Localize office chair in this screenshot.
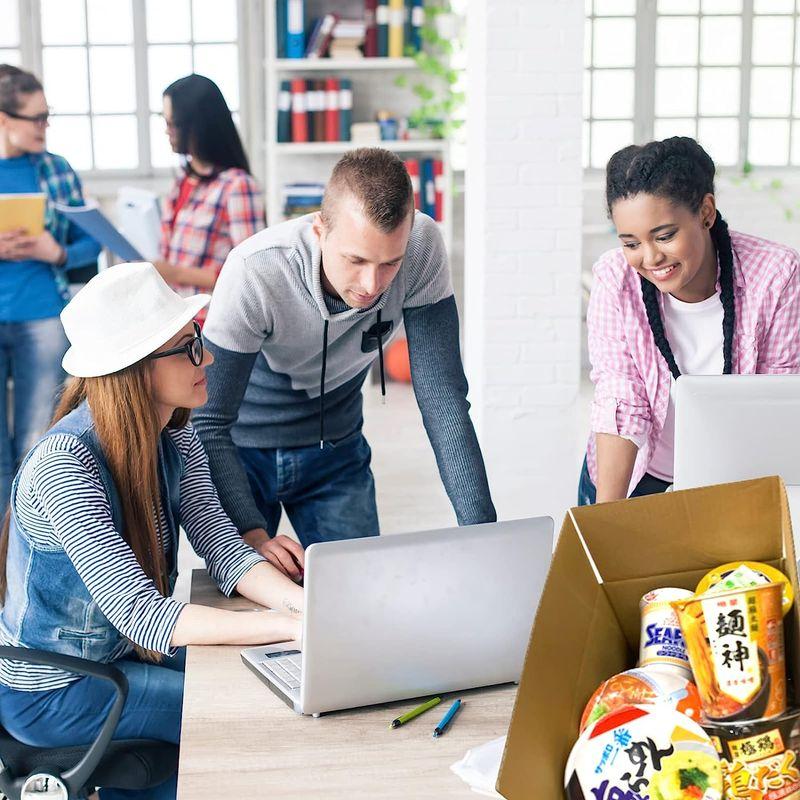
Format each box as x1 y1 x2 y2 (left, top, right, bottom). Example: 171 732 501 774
0 646 178 800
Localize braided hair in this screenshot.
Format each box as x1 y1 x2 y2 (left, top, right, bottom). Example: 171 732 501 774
605 137 735 378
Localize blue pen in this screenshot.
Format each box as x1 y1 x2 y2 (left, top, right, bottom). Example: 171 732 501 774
432 699 463 738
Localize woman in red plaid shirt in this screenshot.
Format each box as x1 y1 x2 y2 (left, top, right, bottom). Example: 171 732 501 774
155 74 265 325
580 137 800 505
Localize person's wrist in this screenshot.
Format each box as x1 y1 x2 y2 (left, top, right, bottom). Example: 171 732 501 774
243 528 269 551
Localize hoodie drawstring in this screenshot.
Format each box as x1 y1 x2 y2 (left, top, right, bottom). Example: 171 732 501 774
376 310 386 404
320 319 329 449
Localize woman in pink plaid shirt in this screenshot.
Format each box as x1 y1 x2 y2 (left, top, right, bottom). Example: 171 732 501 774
155 75 265 325
579 137 800 505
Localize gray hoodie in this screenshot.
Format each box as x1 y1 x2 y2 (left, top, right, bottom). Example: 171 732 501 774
194 212 496 531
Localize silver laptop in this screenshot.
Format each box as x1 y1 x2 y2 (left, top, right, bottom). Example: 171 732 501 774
241 517 554 716
674 375 800 537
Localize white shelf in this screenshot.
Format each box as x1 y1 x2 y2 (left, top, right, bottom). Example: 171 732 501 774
272 57 418 71
274 140 449 155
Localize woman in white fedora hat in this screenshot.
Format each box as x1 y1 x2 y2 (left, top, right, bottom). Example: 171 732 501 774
0 262 303 800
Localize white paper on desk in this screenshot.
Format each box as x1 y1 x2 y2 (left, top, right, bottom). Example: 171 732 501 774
450 735 506 798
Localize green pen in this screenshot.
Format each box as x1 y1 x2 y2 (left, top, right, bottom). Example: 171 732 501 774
390 697 442 729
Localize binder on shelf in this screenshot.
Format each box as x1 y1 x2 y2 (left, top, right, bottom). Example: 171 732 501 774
376 0 389 58
404 159 421 210
305 79 316 142
339 79 353 142
421 158 435 219
388 0 404 58
314 79 326 142
306 12 338 58
290 78 308 142
276 0 287 58
324 77 340 142
404 0 413 53
433 159 444 222
277 80 291 143
364 0 378 57
410 0 423 53
286 0 305 59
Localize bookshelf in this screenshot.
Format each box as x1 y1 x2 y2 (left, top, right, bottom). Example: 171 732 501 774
264 0 454 254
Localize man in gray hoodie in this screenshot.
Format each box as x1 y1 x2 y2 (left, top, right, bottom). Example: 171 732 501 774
194 148 495 578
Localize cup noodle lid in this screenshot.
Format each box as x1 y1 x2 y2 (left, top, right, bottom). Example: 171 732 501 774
565 704 723 800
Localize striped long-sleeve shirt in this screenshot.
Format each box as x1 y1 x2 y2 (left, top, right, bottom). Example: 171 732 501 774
0 423 265 691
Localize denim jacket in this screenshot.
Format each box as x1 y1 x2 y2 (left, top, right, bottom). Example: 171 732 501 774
0 402 183 663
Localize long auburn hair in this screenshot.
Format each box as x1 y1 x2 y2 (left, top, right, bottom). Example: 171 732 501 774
0 360 189 661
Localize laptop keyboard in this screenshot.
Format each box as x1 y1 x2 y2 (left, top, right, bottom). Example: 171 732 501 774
258 650 302 691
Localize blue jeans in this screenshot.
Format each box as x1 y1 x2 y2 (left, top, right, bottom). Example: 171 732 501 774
0 649 185 800
577 456 670 506
0 317 69 511
237 428 380 547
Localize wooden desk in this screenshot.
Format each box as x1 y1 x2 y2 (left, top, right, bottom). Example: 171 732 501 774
177 569 516 799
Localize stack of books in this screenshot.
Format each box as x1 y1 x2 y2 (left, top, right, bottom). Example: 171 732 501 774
404 158 444 222
277 78 353 143
330 19 367 59
283 183 325 219
275 1 425 59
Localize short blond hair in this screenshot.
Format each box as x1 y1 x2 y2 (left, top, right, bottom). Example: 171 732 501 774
321 147 414 232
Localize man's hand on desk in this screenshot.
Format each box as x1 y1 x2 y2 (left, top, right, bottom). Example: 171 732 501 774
243 528 305 582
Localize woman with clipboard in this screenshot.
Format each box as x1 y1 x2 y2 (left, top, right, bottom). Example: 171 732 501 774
0 65 100 511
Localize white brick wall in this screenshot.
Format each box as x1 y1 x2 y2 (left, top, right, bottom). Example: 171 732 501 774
464 0 584 523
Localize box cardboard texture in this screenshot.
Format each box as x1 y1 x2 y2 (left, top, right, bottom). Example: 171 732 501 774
496 476 799 799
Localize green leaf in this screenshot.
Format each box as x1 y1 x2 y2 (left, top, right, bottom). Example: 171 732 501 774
742 160 753 175
786 208 794 221
679 768 709 792
394 75 408 88
769 178 784 190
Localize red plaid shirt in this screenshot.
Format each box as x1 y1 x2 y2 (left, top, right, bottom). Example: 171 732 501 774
160 168 265 322
586 230 800 491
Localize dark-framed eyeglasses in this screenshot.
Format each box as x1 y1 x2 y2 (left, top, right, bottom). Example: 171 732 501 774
148 321 204 366
1 108 51 127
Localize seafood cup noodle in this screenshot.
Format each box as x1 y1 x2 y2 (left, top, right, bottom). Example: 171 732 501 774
640 588 694 675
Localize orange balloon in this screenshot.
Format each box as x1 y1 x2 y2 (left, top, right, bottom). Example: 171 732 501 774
384 338 412 383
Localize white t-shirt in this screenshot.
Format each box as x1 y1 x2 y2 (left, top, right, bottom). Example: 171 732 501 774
647 290 725 482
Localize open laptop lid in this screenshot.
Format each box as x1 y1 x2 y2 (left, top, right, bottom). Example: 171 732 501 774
674 375 800 490
299 517 554 715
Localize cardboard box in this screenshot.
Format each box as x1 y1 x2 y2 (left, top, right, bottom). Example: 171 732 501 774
496 476 799 799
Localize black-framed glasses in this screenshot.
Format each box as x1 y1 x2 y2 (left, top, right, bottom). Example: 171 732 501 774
148 321 204 366
2 108 51 127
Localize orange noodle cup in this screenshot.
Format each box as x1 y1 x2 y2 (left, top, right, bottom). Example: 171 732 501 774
672 582 786 723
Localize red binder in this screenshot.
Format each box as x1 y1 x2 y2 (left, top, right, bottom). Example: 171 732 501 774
324 77 340 142
365 0 378 57
290 78 308 143
433 159 444 221
405 159 421 210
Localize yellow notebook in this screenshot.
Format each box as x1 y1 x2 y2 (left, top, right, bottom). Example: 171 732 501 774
0 193 46 236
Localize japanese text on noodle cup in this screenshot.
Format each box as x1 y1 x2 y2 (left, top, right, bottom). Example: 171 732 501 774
672 582 786 722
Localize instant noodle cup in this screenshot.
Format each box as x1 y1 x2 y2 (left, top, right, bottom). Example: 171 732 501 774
697 561 794 618
640 588 695 676
580 666 703 733
672 582 786 722
565 704 723 800
703 706 800 800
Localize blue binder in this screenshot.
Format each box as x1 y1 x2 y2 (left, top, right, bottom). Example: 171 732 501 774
286 0 305 59
339 79 352 141
276 0 287 58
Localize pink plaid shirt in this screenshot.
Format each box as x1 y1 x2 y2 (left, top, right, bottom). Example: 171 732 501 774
160 168 265 321
586 230 800 492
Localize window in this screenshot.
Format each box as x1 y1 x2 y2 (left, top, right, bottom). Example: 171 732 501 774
0 0 22 65
9 0 245 175
584 0 800 169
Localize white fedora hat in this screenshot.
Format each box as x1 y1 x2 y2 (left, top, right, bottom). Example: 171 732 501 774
61 262 210 378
